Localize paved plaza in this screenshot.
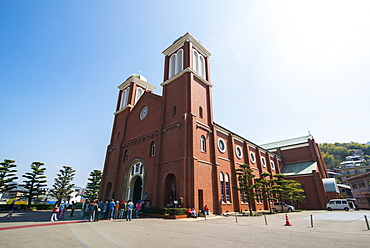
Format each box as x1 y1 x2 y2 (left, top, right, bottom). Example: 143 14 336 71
0 210 369 247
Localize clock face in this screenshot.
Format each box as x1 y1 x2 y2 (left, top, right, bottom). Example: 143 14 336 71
140 106 148 120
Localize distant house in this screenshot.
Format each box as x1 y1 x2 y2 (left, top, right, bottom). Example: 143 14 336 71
345 171 370 209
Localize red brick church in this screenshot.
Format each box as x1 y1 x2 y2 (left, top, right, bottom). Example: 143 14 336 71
99 33 337 213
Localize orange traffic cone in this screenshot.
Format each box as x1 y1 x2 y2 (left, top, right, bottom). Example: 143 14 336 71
285 213 292 226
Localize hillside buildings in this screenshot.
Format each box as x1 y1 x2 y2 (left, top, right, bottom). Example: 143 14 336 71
99 33 336 213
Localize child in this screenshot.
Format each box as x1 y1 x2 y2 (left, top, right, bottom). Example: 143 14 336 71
50 205 59 221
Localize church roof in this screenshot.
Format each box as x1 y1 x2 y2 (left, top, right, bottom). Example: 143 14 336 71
260 135 313 150
280 161 317 175
162 32 212 57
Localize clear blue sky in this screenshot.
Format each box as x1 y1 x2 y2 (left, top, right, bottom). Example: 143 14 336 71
1 0 369 187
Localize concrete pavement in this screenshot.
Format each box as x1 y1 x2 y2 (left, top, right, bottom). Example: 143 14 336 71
0 210 369 247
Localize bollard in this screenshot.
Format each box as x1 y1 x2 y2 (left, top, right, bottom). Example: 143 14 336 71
310 214 313 228
235 212 238 223
365 215 370 230
264 213 268 225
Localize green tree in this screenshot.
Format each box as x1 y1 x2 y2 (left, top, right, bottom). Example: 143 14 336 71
20 162 47 208
51 165 75 204
234 164 256 216
0 159 18 193
83 170 102 201
254 172 275 213
271 174 306 211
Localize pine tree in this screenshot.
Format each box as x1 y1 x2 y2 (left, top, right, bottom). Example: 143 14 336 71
20 162 47 208
0 159 18 194
51 165 75 204
234 164 256 216
83 170 102 201
254 172 275 213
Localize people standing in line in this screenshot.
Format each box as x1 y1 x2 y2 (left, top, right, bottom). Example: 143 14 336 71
94 200 99 222
126 200 134 221
50 203 59 221
70 201 76 217
114 200 120 219
98 199 104 219
103 200 108 219
83 199 90 219
119 200 126 219
135 200 142 218
108 199 115 220
4 200 16 219
123 200 128 219
88 200 96 222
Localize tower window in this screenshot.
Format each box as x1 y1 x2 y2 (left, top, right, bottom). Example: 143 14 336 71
199 106 203 118
135 87 144 104
193 50 206 79
172 106 177 117
169 49 183 78
200 135 206 152
150 141 156 156
120 87 130 109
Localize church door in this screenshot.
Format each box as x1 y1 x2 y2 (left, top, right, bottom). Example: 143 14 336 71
132 177 142 203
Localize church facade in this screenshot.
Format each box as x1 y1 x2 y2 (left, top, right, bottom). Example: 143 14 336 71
99 33 335 214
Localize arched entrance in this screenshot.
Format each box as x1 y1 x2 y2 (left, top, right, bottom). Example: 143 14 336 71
132 177 142 203
164 174 176 207
125 159 145 203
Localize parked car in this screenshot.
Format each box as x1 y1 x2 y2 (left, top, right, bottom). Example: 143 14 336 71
271 202 295 212
326 199 350 211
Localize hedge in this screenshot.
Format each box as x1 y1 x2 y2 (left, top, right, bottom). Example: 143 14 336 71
145 207 187 215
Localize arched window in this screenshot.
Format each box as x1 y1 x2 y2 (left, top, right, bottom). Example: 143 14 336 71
176 49 183 74
124 150 128 163
169 49 183 78
135 87 144 104
220 172 225 203
193 50 199 73
225 173 231 202
199 106 203 118
120 87 130 109
200 135 206 152
169 54 176 78
199 55 205 78
193 50 206 79
150 141 156 156
172 106 177 117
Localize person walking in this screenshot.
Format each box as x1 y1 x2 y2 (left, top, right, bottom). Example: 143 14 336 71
50 204 59 221
58 201 66 220
4 200 16 219
69 201 76 217
135 200 142 218
126 200 134 221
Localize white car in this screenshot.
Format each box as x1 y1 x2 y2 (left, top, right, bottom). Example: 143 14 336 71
326 199 350 211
